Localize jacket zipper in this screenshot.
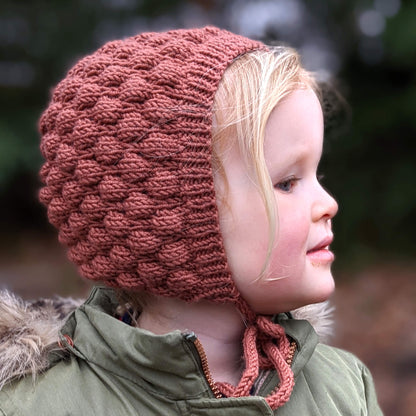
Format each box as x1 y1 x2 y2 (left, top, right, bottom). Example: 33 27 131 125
184 332 223 399
184 332 297 400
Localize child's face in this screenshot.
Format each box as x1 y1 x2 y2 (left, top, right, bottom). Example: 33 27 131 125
215 88 338 314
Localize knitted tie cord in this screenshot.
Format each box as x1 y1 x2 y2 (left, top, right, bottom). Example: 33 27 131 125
38 26 294 409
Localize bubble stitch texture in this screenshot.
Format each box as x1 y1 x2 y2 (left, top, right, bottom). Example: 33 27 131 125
38 26 299 410
39 27 263 303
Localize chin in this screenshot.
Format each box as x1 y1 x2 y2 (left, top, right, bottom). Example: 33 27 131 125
311 276 336 304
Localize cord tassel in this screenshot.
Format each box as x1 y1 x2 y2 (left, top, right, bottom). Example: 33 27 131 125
216 317 295 410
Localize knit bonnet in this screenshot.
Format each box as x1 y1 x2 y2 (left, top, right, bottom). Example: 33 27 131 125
39 26 295 409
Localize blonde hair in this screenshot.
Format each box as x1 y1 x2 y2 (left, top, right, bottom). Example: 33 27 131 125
212 47 319 279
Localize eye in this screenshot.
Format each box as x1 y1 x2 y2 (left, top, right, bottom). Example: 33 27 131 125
274 176 299 193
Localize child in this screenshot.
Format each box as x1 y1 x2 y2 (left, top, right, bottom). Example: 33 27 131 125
0 26 382 414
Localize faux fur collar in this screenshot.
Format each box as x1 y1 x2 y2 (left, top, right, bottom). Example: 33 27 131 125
0 290 83 390
0 290 333 390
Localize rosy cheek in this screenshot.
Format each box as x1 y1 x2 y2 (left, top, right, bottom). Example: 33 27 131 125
279 210 309 240
274 219 310 259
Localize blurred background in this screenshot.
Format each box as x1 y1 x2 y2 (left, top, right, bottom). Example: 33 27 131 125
0 0 415 414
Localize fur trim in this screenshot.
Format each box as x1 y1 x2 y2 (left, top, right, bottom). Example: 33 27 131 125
0 291 333 390
0 290 82 390
292 301 334 343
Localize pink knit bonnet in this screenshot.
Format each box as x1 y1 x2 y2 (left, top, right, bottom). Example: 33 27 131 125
39 26 295 409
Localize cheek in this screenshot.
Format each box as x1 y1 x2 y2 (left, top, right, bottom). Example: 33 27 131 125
277 203 310 250
270 208 310 269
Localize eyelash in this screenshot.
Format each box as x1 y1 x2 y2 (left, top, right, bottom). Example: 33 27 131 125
274 173 325 193
274 176 300 193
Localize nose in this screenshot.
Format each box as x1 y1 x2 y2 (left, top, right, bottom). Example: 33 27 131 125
312 184 338 222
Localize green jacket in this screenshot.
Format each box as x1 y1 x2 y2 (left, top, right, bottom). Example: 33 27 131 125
0 287 382 415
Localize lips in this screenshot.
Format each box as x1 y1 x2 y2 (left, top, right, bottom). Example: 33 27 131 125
308 235 333 253
307 235 334 265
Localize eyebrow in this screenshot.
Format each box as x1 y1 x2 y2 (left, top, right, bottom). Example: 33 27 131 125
285 149 310 168
269 146 322 176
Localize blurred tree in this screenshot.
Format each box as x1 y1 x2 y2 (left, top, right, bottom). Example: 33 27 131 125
0 0 185 231
0 0 415 265
318 0 416 265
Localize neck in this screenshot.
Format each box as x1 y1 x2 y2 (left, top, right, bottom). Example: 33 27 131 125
137 296 246 386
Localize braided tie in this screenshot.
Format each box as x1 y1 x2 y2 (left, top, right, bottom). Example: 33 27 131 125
216 316 295 410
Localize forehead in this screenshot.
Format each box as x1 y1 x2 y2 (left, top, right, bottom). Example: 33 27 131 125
264 89 324 170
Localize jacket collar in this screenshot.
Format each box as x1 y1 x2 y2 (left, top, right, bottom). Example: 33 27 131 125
59 287 319 397
60 287 212 398
275 313 319 378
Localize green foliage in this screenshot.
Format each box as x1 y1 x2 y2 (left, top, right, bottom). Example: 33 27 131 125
0 111 41 186
308 0 416 264
384 1 416 64
0 0 415 265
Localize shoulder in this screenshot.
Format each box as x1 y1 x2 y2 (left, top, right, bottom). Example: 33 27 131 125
301 343 383 414
314 342 367 370
280 304 382 413
0 287 177 416
0 289 83 391
309 343 375 387
0 356 87 415
0 290 85 416
0 352 147 416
